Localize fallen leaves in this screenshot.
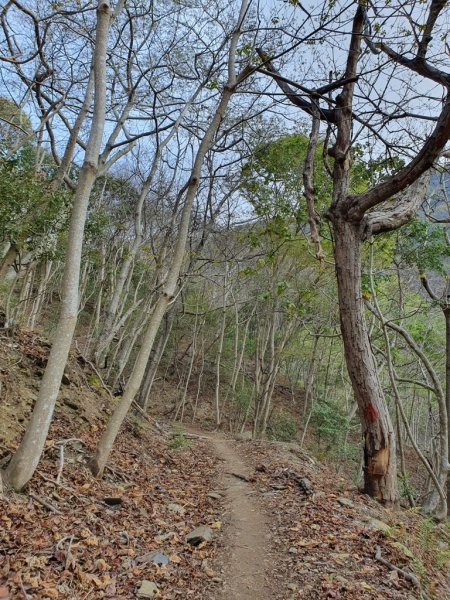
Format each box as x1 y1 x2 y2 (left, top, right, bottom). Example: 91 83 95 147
0 420 220 599
0 585 8 600
233 439 449 600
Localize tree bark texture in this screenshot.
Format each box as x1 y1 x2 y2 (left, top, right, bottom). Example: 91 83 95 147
3 1 113 491
332 217 398 505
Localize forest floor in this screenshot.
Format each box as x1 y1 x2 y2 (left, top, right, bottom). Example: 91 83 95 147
0 329 450 599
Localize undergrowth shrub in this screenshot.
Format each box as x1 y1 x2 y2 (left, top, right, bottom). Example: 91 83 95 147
268 410 297 442
168 432 190 450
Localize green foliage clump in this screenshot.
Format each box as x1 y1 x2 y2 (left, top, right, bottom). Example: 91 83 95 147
241 133 331 238
0 97 32 150
401 219 450 276
0 151 70 259
168 432 190 450
268 410 297 442
233 381 253 412
311 400 349 446
88 374 102 389
398 472 417 501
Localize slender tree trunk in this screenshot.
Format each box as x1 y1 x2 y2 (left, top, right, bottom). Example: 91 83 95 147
3 1 112 491
443 308 450 513
94 204 144 364
138 313 172 411
371 303 448 516
51 70 95 190
89 0 252 477
174 313 198 422
89 89 238 477
28 260 52 330
214 265 229 427
192 332 205 423
303 335 320 418
17 264 34 323
261 317 294 436
332 217 398 505
95 79 205 366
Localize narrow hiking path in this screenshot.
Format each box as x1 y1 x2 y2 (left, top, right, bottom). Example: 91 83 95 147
192 431 275 599
190 431 450 600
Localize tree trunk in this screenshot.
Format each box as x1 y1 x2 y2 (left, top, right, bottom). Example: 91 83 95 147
214 265 229 427
3 0 112 491
138 313 172 411
332 216 398 505
51 70 95 190
88 0 252 476
445 308 450 513
89 87 237 477
28 260 52 330
95 79 204 366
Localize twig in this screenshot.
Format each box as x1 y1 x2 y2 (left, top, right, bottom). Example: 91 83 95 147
225 472 254 483
131 400 170 438
75 342 114 401
43 438 86 453
104 464 134 484
29 491 62 514
56 535 75 550
18 572 31 599
374 545 420 587
65 534 75 570
172 432 209 440
56 443 65 485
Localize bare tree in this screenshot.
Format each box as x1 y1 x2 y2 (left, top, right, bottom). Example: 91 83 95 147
3 0 115 491
89 0 253 477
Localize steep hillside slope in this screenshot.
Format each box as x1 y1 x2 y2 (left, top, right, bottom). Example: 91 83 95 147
0 330 449 599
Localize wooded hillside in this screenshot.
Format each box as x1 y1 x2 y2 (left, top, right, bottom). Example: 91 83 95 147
0 1 450 598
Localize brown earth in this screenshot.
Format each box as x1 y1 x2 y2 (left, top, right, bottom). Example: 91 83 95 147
195 431 276 599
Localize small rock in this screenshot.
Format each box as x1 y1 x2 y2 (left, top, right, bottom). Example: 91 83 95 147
103 497 123 506
61 372 71 385
364 517 391 533
137 580 159 597
338 497 354 509
288 547 298 554
186 526 213 546
137 551 169 566
207 492 222 500
295 477 313 495
287 583 298 591
168 503 185 515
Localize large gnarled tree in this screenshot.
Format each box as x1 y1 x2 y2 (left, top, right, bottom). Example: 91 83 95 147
258 0 450 510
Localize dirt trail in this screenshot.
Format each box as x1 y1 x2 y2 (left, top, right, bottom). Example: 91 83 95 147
205 433 274 600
